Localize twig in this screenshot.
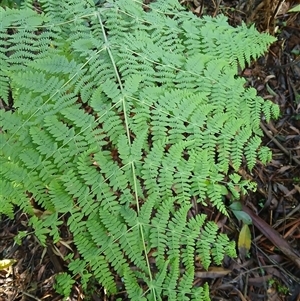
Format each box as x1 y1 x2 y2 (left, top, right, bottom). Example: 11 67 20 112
21 292 41 301
253 202 300 243
260 122 300 166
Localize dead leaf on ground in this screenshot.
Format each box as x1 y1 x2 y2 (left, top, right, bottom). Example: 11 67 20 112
238 224 252 260
195 267 231 279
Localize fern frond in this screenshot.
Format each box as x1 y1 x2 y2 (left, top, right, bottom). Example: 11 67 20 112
0 1 278 299
149 198 173 269
161 257 179 300
245 136 262 170
123 267 147 301
54 273 75 298
147 259 169 300
258 146 273 164
231 126 252 170
167 205 190 260
177 267 195 301
197 222 219 270
191 283 210 301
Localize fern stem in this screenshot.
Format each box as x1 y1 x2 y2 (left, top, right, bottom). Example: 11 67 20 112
95 12 157 296
96 11 132 144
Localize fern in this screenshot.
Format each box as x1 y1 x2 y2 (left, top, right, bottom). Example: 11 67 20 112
54 273 75 297
0 0 278 300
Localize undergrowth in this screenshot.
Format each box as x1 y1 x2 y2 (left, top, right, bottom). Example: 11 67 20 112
0 0 278 300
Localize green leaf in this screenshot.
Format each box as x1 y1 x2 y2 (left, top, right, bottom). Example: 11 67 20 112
231 209 252 225
288 4 300 12
229 202 242 211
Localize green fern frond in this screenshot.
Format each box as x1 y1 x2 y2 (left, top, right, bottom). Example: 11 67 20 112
177 267 195 301
162 257 179 300
245 136 262 170
258 146 273 164
123 267 147 301
149 198 172 269
231 126 252 170
167 205 190 259
54 273 75 298
196 222 219 270
0 0 279 299
191 283 210 301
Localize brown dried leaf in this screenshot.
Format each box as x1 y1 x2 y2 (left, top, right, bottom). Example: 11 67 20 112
195 267 231 279
242 205 300 268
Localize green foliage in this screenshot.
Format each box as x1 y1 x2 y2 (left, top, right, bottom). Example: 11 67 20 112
288 4 300 12
0 0 278 300
0 0 24 8
55 273 75 297
229 202 252 225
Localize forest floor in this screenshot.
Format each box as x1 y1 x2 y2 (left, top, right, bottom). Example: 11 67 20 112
0 1 300 301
